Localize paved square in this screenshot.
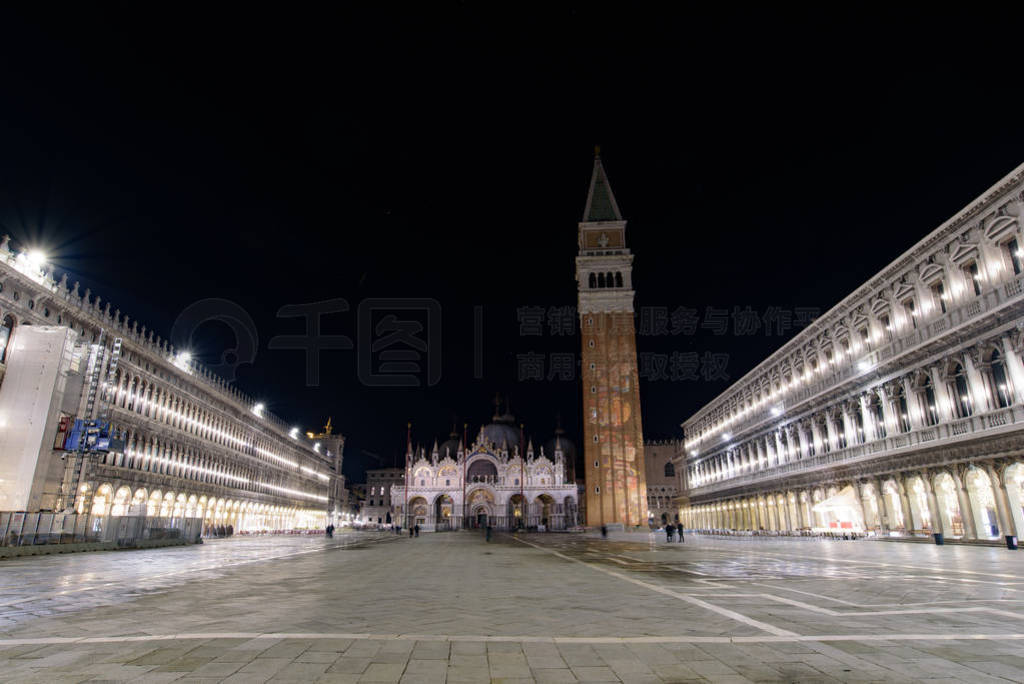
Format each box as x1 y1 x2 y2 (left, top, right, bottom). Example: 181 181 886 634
1 530 1023 681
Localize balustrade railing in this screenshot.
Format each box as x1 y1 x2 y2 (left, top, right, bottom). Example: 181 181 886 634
690 404 1022 497
689 271 1024 450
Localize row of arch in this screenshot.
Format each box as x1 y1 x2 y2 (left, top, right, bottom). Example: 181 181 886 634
399 491 579 530
692 339 1022 488
106 366 319 479
83 483 326 532
587 271 624 289
683 461 1024 540
408 457 559 488
89 421 326 504
0 292 328 510
688 219 1024 447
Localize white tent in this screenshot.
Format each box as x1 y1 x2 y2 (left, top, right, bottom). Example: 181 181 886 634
811 485 864 531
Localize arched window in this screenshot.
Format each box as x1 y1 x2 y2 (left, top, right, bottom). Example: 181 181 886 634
897 389 911 432
879 313 892 342
872 397 886 438
931 281 947 314
588 272 597 289
0 315 14 364
923 377 938 426
953 364 972 417
606 272 614 287
964 261 982 296
615 272 623 288
664 462 675 477
991 350 1012 408
597 272 606 288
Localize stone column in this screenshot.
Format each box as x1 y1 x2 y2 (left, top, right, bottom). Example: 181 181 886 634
774 430 786 466
780 495 792 531
898 476 914 532
902 378 924 429
1000 335 1024 404
987 462 1016 538
841 404 858 446
859 394 876 441
1004 470 1024 538
964 351 991 414
929 365 955 422
810 417 824 454
923 472 941 534
798 422 812 458
858 482 876 530
876 385 896 437
825 413 839 451
872 479 888 532
953 469 977 540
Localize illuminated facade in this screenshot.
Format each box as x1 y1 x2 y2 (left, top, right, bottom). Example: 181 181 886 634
392 407 579 531
0 237 342 534
362 467 402 525
644 440 684 526
576 152 648 528
679 163 1024 542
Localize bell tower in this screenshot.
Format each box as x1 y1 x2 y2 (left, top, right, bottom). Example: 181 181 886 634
576 149 647 528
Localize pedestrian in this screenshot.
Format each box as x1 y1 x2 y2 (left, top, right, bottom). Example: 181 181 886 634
666 523 674 543
414 524 420 537
485 523 492 543
601 525 608 539
409 525 414 537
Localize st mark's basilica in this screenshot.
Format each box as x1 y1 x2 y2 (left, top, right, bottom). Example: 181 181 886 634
393 403 580 531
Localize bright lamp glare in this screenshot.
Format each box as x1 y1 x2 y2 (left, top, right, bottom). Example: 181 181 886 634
289 427 300 439
252 402 265 417
26 250 46 268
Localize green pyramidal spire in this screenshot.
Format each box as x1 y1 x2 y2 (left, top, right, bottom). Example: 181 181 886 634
582 147 623 222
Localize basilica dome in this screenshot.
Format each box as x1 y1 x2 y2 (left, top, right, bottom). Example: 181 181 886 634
481 418 520 450
543 427 577 463
438 433 461 459
479 400 521 449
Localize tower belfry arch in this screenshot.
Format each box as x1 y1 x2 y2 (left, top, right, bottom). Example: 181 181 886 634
575 149 647 528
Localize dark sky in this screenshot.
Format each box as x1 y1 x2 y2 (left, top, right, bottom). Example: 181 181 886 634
1 6 1023 482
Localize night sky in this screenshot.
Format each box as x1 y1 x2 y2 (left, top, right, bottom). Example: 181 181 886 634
2 6 1023 483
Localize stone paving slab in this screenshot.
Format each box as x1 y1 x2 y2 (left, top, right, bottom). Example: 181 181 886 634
1 531 1024 681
